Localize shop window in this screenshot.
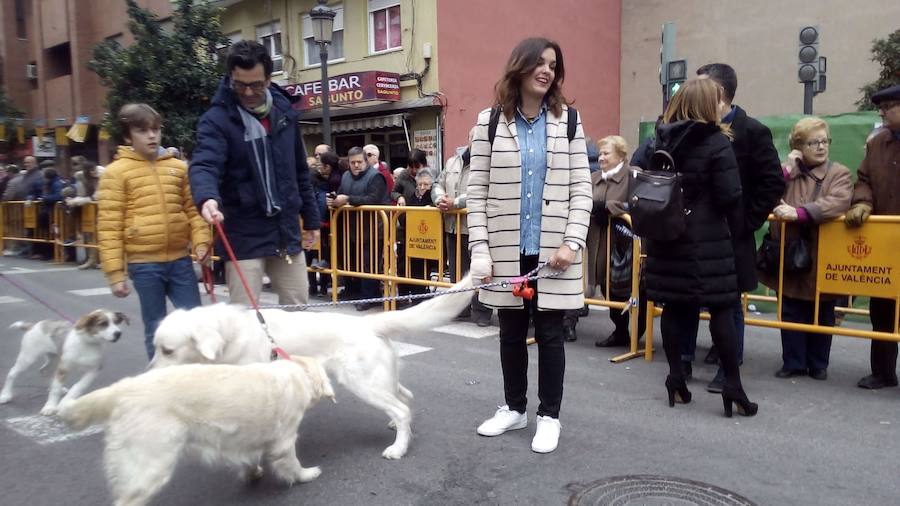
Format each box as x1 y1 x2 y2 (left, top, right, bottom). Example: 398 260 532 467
256 21 283 73
303 5 344 67
15 0 27 39
368 0 401 54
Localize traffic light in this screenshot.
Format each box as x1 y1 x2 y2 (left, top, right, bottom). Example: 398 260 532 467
798 26 820 83
667 59 687 98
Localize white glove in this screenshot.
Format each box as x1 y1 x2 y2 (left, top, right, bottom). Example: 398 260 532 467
469 243 493 282
773 202 798 221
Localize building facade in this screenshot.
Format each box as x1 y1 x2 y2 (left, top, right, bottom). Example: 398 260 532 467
619 0 900 150
0 0 175 169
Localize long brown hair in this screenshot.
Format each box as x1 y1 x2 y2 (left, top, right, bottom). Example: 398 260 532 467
494 38 567 117
662 78 730 137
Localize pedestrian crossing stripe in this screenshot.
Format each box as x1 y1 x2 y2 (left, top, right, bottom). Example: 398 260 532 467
0 296 25 304
433 322 498 339
3 415 102 445
392 342 432 357
68 288 112 296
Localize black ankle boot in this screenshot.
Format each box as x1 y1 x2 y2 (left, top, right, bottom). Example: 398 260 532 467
721 385 758 417
665 375 692 407
563 325 577 342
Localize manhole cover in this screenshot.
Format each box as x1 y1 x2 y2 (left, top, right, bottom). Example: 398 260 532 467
569 475 756 506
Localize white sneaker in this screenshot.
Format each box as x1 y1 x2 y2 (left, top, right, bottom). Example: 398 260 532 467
476 405 527 436
531 415 561 453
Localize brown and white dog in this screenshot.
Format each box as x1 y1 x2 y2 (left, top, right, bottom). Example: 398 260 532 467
0 309 129 415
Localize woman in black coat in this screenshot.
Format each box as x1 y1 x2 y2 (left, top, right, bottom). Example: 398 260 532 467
643 78 757 417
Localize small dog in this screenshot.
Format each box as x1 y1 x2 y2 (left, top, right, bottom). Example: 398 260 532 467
59 356 335 506
0 310 129 415
151 274 475 459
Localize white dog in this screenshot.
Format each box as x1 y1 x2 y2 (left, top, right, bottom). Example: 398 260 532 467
59 355 334 506
0 310 129 415
152 275 475 459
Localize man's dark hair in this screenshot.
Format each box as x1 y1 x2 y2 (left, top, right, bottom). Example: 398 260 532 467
408 149 428 168
347 146 365 158
227 40 273 76
696 63 737 103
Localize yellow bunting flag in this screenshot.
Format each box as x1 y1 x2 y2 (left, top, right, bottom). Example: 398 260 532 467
67 115 90 143
98 128 111 141
17 126 25 144
55 126 69 146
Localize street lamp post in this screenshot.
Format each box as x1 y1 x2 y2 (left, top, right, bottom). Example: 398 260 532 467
310 0 336 147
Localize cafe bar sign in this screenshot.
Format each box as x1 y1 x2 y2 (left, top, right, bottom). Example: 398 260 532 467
285 71 401 111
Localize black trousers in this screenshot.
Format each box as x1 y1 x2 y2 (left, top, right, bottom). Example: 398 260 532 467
497 255 565 418
869 297 899 381
780 296 835 372
661 301 743 390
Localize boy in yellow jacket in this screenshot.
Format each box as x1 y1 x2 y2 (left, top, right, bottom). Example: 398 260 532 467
98 103 211 359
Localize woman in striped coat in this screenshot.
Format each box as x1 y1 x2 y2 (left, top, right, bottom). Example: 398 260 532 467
468 38 592 454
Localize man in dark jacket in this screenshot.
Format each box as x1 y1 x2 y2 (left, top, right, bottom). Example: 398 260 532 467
691 63 785 392
845 84 900 390
190 40 320 307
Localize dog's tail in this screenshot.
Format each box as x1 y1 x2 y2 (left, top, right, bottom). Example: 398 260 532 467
58 385 118 430
365 274 475 337
9 321 34 331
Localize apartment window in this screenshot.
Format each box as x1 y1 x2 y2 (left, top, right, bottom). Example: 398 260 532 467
368 0 401 54
106 33 124 47
159 18 175 35
256 21 283 73
302 5 344 67
217 31 243 63
44 43 72 79
15 0 27 39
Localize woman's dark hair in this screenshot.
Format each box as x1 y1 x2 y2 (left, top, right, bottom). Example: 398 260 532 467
494 37 567 117
408 149 428 168
319 151 340 171
226 40 274 76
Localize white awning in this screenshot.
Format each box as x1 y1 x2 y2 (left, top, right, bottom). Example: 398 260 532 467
300 113 406 135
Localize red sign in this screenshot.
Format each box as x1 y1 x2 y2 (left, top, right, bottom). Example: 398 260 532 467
285 71 401 111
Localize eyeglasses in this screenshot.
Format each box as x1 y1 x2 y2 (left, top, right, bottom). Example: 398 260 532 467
231 80 267 93
804 138 832 148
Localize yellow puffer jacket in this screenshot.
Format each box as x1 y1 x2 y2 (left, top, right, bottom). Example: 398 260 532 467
98 147 211 284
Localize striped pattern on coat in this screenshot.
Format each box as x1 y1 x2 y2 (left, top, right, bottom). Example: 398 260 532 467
467 105 592 310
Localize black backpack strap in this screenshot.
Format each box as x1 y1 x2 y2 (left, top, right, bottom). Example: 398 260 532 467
567 106 578 142
488 106 502 146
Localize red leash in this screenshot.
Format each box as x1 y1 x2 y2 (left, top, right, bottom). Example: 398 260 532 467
214 220 289 361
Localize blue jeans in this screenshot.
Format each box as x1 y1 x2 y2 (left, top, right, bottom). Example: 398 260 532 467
128 256 201 359
780 296 835 371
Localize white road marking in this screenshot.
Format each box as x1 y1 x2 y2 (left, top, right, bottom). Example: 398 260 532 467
0 296 25 304
392 341 432 357
3 415 102 445
202 284 278 305
0 267 79 275
433 322 498 339
68 287 112 296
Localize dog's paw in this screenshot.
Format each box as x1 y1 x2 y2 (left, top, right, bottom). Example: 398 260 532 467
242 465 264 483
387 420 396 430
382 444 407 460
40 405 58 416
0 392 12 404
298 466 321 483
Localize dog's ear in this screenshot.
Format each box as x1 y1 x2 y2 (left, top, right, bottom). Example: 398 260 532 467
75 312 101 332
192 326 224 361
291 356 335 402
113 312 130 326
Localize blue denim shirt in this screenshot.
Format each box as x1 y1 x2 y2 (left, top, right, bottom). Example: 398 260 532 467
516 106 547 255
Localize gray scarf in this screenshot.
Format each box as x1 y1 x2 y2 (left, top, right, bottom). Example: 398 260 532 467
237 90 281 217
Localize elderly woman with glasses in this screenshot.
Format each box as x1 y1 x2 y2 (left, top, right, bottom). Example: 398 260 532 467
758 117 852 381
363 144 395 203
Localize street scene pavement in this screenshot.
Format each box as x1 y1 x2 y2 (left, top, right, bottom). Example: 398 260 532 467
0 256 898 506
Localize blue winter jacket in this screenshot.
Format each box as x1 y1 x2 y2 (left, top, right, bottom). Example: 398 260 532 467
190 78 320 260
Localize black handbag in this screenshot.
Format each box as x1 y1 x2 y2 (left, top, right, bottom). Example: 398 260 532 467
628 150 686 241
756 229 812 275
608 222 634 299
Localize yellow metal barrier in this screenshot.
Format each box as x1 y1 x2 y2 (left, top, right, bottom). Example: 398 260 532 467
53 202 99 263
0 201 57 257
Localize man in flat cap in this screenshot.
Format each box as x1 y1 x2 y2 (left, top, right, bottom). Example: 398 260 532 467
846 83 900 389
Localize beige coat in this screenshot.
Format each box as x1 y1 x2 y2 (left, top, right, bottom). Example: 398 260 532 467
758 159 852 300
467 105 592 310
431 150 470 233
585 164 631 297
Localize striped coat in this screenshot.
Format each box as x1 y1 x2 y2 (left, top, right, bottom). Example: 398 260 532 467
467 105 592 310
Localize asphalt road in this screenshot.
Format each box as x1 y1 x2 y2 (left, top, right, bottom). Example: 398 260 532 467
0 256 897 506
